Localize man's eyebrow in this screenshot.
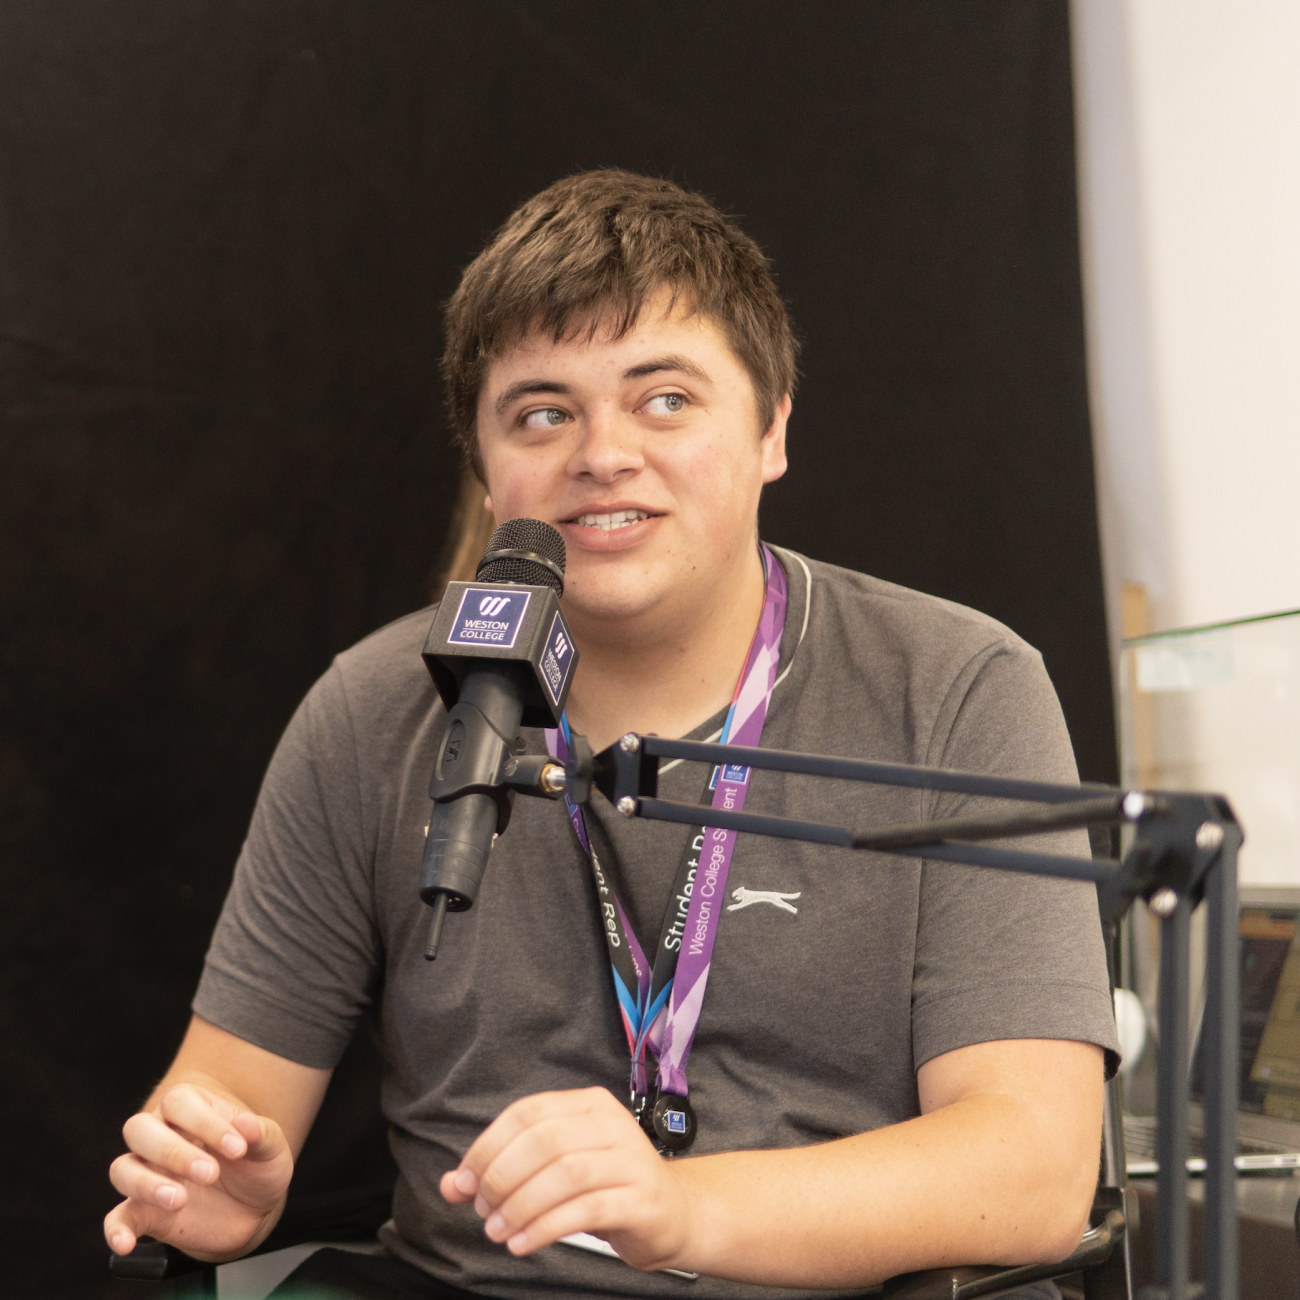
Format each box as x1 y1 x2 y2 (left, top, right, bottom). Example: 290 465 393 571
494 380 571 418
622 354 712 384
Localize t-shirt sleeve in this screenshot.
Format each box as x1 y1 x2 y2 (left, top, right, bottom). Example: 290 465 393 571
193 661 381 1069
909 637 1120 1075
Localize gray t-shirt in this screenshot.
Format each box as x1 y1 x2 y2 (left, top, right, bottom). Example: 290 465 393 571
195 549 1119 1300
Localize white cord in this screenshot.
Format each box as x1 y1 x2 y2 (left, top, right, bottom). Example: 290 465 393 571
769 546 812 693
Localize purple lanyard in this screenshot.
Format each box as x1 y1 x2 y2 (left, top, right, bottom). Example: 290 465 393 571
546 545 788 1145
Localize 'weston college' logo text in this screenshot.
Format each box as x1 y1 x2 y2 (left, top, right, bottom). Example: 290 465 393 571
448 587 531 649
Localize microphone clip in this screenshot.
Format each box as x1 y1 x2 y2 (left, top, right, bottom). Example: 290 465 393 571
562 731 659 812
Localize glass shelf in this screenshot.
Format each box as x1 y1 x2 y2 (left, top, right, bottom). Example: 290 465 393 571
1119 607 1300 887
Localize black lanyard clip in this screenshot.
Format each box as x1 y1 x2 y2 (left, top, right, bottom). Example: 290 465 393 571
636 1087 696 1153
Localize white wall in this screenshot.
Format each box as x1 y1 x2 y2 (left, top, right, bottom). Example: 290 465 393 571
1072 0 1300 643
1072 1 1300 884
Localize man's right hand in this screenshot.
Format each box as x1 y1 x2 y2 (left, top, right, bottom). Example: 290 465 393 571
105 1081 295 1262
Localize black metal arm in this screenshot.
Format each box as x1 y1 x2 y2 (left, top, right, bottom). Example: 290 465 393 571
564 731 1243 1300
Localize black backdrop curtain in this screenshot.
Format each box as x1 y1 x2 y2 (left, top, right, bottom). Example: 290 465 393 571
0 3 1114 1295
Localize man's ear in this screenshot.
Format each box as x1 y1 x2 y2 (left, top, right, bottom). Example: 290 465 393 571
760 394 791 485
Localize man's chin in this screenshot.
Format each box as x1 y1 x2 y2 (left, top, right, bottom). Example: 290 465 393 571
561 578 668 631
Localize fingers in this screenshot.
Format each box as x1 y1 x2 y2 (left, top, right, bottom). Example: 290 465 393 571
109 1149 201 1212
105 1083 297 1267
497 1188 626 1257
121 1086 283 1183
441 1087 685 1264
155 1084 251 1161
440 1165 479 1204
453 1087 621 1198
482 1147 635 1250
229 1108 285 1163
104 1192 175 1258
474 1109 632 1214
121 1110 225 1189
113 1086 289 1233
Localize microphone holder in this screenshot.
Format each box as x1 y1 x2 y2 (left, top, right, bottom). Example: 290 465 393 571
562 731 1243 1300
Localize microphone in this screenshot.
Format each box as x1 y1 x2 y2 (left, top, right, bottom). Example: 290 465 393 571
418 518 578 959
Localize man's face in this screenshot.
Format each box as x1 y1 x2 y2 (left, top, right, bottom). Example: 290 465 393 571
476 289 789 631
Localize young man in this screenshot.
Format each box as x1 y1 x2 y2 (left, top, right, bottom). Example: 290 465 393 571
105 171 1118 1299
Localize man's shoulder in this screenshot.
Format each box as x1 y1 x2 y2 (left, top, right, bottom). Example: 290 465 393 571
324 604 441 719
777 548 1037 667
335 603 438 668
768 550 1066 771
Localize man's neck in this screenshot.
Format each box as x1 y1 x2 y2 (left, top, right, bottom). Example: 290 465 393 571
560 546 769 753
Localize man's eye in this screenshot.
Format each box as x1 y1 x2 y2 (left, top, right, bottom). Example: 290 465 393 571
644 393 687 415
521 408 568 429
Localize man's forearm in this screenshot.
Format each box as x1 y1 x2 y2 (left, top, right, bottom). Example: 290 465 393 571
444 1040 1104 1284
666 1091 1097 1287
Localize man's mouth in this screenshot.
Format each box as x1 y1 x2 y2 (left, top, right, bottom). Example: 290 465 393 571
570 509 652 531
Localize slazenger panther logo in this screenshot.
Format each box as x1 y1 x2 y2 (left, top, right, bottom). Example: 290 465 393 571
478 595 512 617
727 887 801 914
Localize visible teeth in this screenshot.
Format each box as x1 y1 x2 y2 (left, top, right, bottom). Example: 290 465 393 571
575 509 649 531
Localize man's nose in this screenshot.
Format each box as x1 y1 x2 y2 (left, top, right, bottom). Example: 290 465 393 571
567 402 644 482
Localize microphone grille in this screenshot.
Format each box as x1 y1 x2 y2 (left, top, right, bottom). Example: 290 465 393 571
476 518 567 595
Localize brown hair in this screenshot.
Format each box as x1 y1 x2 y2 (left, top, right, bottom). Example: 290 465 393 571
431 467 495 601
441 169 799 478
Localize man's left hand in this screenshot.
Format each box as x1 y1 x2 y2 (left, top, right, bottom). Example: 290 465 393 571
439 1086 690 1271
